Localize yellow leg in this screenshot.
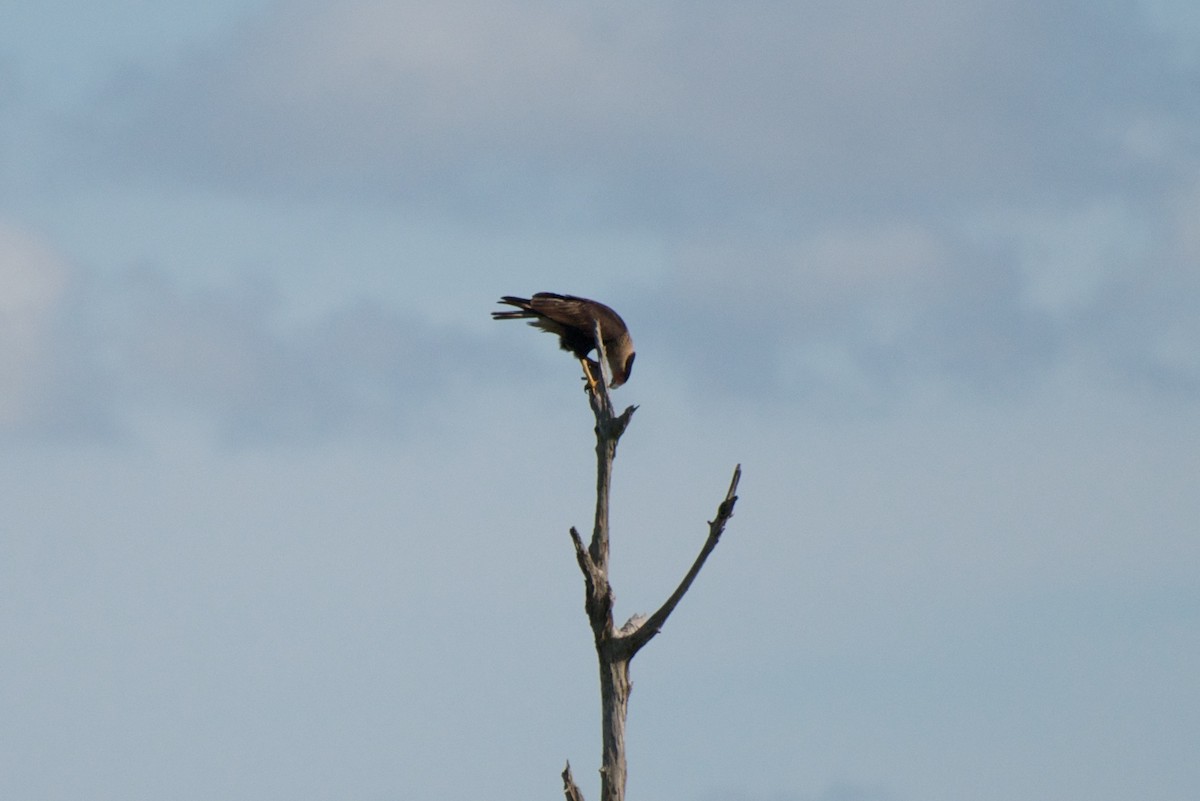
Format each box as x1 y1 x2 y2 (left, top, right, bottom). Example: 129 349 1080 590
579 358 600 393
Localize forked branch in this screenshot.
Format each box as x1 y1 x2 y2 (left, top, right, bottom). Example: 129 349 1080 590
562 319 741 801
621 464 741 657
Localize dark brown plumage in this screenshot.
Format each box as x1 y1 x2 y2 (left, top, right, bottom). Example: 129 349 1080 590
492 293 636 388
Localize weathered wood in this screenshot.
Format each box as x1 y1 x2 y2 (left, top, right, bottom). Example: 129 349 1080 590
562 762 586 801
597 652 631 801
622 465 741 657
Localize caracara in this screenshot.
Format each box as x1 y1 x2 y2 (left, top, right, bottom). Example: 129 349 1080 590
492 293 635 389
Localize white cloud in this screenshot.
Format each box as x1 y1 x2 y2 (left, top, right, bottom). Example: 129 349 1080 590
0 222 69 428
1000 200 1153 315
72 0 1180 219
642 220 1061 406
0 258 502 446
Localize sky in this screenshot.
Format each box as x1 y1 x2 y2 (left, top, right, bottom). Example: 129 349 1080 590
2 1 1199 799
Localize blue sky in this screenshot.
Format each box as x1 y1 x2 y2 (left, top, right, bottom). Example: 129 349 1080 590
2 2 1198 800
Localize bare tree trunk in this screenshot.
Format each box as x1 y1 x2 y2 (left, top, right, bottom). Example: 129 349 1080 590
562 324 741 801
597 650 631 799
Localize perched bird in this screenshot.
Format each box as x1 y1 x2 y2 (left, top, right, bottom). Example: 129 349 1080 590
492 293 636 389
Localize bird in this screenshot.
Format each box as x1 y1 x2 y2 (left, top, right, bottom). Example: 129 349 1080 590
492 293 636 389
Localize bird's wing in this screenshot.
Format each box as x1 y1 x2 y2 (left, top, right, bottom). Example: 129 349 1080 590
528 294 627 341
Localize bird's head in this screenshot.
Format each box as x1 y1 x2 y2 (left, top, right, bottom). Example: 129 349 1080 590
607 337 636 388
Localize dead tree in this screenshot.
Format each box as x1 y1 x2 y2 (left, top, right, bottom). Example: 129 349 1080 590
561 324 741 801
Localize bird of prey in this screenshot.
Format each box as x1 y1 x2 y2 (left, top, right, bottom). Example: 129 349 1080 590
492 293 636 389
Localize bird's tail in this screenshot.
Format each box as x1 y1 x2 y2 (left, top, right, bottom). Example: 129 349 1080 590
491 296 536 320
